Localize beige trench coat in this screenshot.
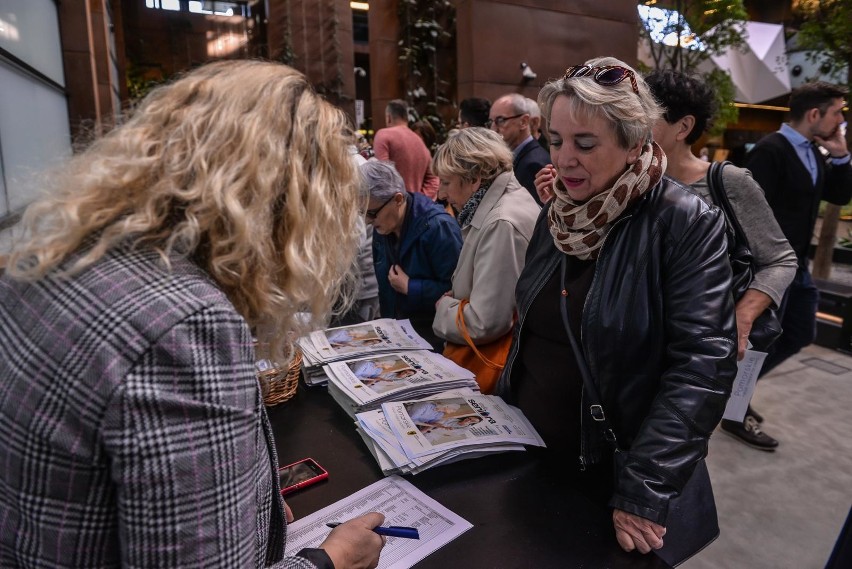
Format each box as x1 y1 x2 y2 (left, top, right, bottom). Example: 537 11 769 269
432 171 540 345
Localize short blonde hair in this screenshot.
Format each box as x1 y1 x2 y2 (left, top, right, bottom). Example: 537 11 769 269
538 56 661 149
7 59 360 359
432 127 513 183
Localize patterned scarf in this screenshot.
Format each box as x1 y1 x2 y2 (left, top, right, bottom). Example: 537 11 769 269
547 142 666 259
456 177 495 229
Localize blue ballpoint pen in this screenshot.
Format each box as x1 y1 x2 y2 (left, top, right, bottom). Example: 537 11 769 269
326 522 420 539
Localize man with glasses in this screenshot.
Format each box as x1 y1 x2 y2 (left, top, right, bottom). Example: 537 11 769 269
489 93 549 205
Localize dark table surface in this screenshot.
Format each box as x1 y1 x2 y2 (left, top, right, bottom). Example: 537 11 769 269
268 383 670 569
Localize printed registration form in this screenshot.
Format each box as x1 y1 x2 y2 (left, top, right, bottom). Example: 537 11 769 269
284 476 472 569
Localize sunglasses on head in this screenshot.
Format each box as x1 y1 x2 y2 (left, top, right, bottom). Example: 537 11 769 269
563 65 639 95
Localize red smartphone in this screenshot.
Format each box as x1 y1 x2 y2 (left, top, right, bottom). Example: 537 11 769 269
278 458 329 495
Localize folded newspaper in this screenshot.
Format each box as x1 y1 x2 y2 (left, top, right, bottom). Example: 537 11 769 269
298 319 433 386
355 389 545 475
326 351 480 418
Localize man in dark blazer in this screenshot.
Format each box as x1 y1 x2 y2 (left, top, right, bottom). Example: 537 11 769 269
731 82 852 449
489 93 549 206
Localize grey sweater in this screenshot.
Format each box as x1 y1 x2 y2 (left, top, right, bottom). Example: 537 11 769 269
690 164 797 307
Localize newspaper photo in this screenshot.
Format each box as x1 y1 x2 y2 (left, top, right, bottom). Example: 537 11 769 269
325 351 478 416
299 318 433 368
356 421 525 476
381 393 545 460
354 389 526 475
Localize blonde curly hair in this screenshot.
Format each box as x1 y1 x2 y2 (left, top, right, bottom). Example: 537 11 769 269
6 59 360 358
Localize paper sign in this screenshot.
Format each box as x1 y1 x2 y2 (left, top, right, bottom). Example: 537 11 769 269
722 349 768 422
285 475 472 569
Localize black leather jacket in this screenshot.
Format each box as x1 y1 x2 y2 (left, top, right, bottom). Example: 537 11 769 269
496 177 737 525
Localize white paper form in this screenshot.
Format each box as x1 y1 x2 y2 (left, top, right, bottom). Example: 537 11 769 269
722 349 768 422
284 476 472 569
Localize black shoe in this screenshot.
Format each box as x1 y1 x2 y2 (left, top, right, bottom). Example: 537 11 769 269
720 416 779 451
746 405 764 423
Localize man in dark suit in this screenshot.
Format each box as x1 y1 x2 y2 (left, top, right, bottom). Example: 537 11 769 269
731 82 852 449
489 93 549 205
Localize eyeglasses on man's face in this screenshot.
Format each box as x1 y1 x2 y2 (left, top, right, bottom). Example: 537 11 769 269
563 65 639 95
486 114 524 129
365 195 395 221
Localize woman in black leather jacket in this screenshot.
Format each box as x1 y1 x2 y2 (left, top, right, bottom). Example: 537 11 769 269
496 57 738 561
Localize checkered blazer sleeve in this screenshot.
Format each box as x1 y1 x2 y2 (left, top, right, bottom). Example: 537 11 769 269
100 304 317 569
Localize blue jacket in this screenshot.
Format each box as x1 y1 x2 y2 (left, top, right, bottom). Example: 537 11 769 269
373 192 462 347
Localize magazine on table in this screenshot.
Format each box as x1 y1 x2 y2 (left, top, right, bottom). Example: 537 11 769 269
325 350 479 418
355 389 522 475
381 393 545 459
356 426 524 476
355 412 523 475
354 389 544 474
298 319 433 385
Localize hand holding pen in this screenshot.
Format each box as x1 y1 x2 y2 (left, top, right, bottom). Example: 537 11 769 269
318 512 386 569
327 521 420 539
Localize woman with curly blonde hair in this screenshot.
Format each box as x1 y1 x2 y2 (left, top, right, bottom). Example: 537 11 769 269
0 60 384 568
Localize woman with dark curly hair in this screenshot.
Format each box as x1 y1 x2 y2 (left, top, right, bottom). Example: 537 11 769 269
645 69 796 451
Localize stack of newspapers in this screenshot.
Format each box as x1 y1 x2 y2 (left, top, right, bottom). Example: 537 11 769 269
298 319 433 386
355 389 546 475
325 350 480 418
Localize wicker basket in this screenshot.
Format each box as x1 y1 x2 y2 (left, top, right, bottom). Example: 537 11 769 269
256 348 302 407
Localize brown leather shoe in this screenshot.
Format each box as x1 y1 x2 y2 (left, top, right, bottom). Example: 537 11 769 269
720 415 779 451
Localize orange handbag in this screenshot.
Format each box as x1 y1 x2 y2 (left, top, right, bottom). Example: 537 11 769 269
442 299 513 394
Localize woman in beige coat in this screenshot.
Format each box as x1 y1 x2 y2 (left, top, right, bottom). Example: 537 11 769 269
431 128 540 391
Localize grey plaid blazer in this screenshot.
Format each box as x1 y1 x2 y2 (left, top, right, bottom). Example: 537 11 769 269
0 243 317 568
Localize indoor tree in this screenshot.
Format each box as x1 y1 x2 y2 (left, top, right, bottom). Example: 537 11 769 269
397 0 456 144
638 0 749 134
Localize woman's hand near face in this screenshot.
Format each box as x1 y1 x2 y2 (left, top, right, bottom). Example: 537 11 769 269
534 165 556 203
319 512 386 569
612 509 665 554
388 265 409 295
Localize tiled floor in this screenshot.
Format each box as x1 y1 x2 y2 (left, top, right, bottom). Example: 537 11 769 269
683 344 852 569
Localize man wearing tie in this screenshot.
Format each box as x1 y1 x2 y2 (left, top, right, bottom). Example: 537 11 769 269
729 82 852 450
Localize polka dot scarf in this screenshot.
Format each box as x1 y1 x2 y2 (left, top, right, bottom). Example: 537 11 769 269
547 141 666 259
